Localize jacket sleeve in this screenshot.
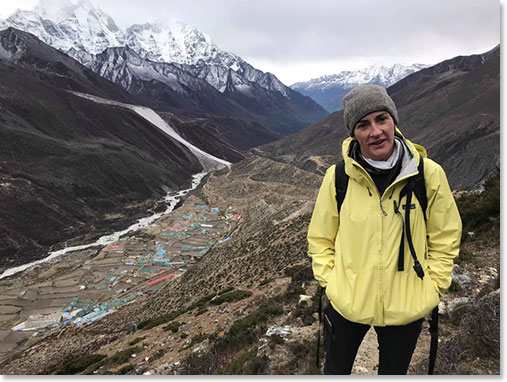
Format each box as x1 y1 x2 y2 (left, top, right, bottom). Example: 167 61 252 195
425 161 462 296
307 166 339 288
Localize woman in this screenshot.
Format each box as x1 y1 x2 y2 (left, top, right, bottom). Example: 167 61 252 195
307 84 461 374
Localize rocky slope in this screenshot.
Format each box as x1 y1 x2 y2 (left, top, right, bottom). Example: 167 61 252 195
291 63 428 112
0 157 499 375
0 27 240 270
257 46 500 191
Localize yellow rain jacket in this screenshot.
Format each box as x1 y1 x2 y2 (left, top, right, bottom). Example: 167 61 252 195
308 131 462 326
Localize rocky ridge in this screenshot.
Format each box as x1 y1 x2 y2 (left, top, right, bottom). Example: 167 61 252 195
291 63 428 112
0 0 329 135
258 46 500 191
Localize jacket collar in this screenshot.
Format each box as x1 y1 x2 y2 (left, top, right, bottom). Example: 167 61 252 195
342 128 425 185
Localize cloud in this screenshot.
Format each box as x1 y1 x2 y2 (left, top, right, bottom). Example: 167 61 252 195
101 0 498 65
1 0 500 83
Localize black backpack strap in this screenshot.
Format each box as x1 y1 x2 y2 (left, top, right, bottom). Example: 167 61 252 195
413 158 427 221
396 156 437 374
395 157 427 278
334 161 349 213
404 188 425 279
428 305 439 374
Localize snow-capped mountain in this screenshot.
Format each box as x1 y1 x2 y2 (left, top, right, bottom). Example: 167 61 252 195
0 0 289 96
291 63 429 112
0 0 328 134
292 63 428 91
124 19 220 65
1 0 123 55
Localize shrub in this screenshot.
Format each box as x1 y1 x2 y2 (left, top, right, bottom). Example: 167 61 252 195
56 354 107 375
128 336 146 346
284 264 306 280
270 334 284 346
115 364 134 375
276 282 306 305
294 303 316 326
190 334 207 347
182 350 215 375
162 321 181 333
413 289 500 374
290 266 315 283
218 286 235 295
149 349 167 363
181 295 286 375
138 311 183 330
455 248 474 266
186 294 217 312
293 285 306 296
210 290 252 305
220 349 268 375
456 172 499 233
289 339 320 374
216 299 284 351
259 278 273 286
108 347 142 366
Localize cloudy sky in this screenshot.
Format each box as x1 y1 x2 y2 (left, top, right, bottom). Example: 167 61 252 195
0 0 500 85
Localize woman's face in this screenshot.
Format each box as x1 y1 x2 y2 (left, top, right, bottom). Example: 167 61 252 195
353 111 395 161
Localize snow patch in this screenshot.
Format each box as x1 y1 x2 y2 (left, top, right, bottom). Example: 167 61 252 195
68 91 230 170
0 44 13 59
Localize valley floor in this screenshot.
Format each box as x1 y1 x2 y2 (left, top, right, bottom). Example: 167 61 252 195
0 199 240 363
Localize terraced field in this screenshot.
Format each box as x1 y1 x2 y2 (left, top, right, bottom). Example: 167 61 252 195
0 201 240 362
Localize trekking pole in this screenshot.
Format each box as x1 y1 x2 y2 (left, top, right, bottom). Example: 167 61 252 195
315 286 324 368
428 306 439 374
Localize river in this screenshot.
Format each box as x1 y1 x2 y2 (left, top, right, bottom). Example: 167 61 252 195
1 91 231 280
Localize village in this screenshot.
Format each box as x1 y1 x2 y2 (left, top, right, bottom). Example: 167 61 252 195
0 203 241 362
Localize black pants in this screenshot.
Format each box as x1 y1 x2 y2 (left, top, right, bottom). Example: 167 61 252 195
323 304 423 375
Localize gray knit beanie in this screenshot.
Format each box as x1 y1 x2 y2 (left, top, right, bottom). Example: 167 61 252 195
342 84 399 137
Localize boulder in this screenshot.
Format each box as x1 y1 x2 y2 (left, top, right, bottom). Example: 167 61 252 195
266 325 292 337
447 297 472 325
451 264 472 291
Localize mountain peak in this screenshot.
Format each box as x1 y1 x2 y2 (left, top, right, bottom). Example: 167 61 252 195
291 63 428 112
0 2 311 102
124 17 218 65
0 27 28 61
292 63 429 90
34 0 77 22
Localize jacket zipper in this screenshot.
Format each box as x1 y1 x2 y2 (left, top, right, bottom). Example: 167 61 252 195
351 160 417 217
379 200 388 216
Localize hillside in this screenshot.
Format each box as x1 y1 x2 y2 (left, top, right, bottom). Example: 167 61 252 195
0 27 243 270
0 157 499 375
257 46 500 191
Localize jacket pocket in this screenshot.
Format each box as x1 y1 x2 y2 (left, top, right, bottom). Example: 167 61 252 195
424 267 440 305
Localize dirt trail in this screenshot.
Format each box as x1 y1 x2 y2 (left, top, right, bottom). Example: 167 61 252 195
351 320 431 374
